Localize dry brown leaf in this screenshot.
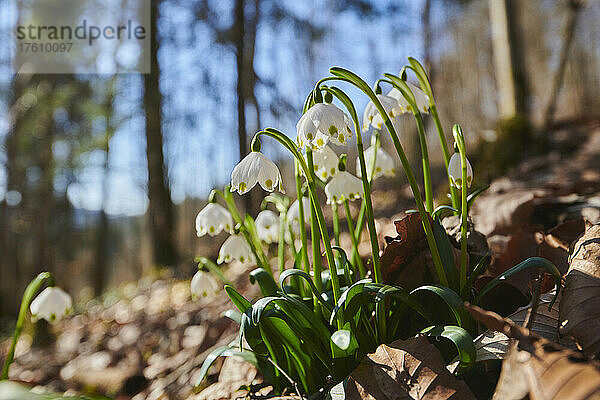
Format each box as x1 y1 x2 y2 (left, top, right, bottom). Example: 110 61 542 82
560 222 600 357
474 291 576 362
346 336 475 400
380 214 432 289
466 303 600 400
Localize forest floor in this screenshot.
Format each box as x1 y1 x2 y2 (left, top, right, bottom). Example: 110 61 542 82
1 123 599 400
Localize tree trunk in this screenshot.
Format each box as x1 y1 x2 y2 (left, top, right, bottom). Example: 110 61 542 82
489 0 530 120
543 0 585 129
422 0 434 82
94 79 116 295
0 75 29 316
144 0 178 267
234 0 262 214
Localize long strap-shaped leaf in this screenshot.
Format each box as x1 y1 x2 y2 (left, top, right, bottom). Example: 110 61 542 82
421 325 476 373
474 257 561 307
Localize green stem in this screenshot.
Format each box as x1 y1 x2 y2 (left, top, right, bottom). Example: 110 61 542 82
320 85 382 284
406 57 459 211
329 68 448 287
453 126 469 290
253 129 341 323
331 203 341 247
331 203 343 268
430 104 460 210
306 148 341 320
278 208 287 274
414 111 433 213
344 200 365 278
460 183 468 290
294 160 311 299
353 131 380 244
1 272 53 380
309 193 323 316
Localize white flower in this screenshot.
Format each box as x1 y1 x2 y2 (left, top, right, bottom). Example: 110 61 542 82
331 330 352 350
217 234 255 264
296 103 353 150
362 94 402 131
195 203 233 237
448 153 473 189
312 145 339 181
388 81 430 114
255 210 280 244
30 287 72 323
357 146 395 179
287 197 310 235
190 270 220 299
231 151 283 195
324 171 363 204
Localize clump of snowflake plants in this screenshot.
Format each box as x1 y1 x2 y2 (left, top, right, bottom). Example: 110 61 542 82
192 58 562 398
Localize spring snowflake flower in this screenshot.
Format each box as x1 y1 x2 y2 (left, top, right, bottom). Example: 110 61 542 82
331 330 352 350
325 171 363 204
231 151 283 195
255 210 280 244
30 287 72 323
190 270 220 299
448 153 473 189
217 234 255 264
356 146 395 179
296 103 353 150
388 81 430 114
195 203 233 237
312 145 339 181
287 197 310 235
362 94 402 131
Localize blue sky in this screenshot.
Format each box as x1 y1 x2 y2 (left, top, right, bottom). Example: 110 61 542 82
1 0 425 216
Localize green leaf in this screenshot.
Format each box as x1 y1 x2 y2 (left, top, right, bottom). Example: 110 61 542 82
431 219 460 291
467 184 490 211
407 57 433 96
330 279 372 325
432 205 457 220
410 285 470 330
249 268 280 296
195 345 258 386
461 253 491 299
225 285 252 312
474 257 561 307
421 325 476 373
279 269 332 313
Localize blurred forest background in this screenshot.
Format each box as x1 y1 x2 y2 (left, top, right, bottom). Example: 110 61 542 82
0 0 599 321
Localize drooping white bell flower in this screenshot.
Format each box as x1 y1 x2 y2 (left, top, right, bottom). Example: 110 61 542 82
287 197 310 235
448 153 473 189
356 146 395 179
217 234 255 264
195 203 233 237
296 103 353 150
312 145 339 181
30 287 72 323
331 330 352 350
190 270 220 299
362 94 402 131
325 171 363 204
231 151 283 195
255 210 280 244
387 81 430 114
